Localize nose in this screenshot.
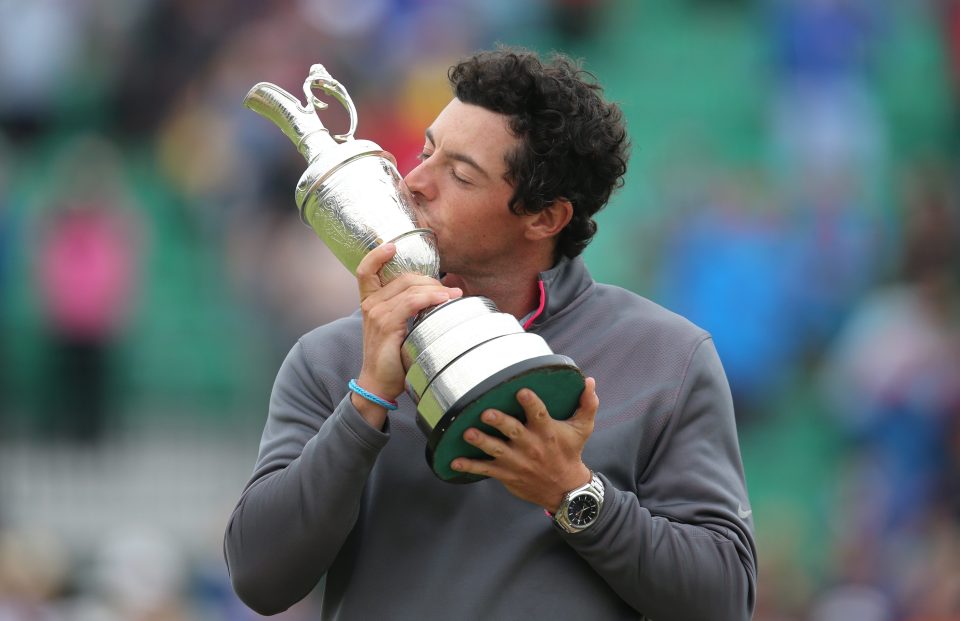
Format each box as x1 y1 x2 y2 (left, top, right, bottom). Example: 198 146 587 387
402 160 433 228
403 158 435 205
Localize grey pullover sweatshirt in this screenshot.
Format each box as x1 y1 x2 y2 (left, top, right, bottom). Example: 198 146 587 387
224 256 757 620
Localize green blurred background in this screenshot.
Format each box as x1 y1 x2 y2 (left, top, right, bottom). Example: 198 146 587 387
1 0 959 619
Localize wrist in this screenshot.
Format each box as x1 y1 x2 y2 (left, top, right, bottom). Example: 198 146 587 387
547 463 593 513
350 391 388 427
357 370 401 403
349 377 397 429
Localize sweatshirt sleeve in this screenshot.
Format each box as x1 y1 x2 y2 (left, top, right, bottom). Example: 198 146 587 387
223 339 389 615
562 336 758 620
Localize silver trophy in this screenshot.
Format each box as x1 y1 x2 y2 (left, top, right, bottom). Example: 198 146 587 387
245 65 584 483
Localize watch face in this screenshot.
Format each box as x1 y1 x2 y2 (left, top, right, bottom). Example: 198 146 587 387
566 494 599 527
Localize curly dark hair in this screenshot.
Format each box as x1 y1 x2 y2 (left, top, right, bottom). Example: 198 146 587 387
449 48 629 259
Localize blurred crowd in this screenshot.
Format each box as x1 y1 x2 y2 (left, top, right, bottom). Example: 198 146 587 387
1 0 959 619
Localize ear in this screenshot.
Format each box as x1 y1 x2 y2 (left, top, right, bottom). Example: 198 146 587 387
524 198 573 242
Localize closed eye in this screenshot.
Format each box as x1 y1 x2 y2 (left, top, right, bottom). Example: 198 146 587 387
417 146 472 186
450 168 471 185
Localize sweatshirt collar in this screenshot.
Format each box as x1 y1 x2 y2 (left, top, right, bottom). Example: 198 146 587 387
521 255 593 329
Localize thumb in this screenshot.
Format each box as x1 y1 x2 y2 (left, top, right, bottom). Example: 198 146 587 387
568 376 598 430
356 242 397 299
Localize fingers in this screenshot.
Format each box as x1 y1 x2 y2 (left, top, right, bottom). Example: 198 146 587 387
452 380 599 490
463 426 510 459
451 455 501 479
478 380 597 442
357 242 461 315
513 377 597 433
480 408 526 442
357 242 445 298
365 283 460 327
451 413 523 479
517 387 550 431
454 422 518 481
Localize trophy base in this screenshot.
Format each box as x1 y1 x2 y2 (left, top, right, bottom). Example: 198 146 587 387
423 355 585 483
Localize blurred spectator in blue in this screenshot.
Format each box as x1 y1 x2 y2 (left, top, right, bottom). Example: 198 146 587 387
34 135 143 444
767 0 887 198
655 167 803 420
785 166 884 353
767 0 891 353
0 0 85 143
820 165 960 577
769 0 877 81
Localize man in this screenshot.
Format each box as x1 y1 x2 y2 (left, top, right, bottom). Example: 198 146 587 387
225 49 757 620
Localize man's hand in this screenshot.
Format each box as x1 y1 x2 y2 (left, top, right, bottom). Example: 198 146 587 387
451 377 599 512
353 242 462 427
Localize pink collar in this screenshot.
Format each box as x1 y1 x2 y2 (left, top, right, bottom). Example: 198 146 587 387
522 279 547 330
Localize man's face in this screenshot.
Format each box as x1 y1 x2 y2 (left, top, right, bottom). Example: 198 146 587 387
403 98 524 278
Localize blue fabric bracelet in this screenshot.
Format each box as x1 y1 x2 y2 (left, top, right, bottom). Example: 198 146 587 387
348 379 399 411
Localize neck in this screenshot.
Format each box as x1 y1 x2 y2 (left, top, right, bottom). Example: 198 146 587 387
442 271 537 319
442 255 555 320
441 238 560 318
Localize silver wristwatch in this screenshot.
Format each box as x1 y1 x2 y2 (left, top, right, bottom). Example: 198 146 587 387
554 472 605 533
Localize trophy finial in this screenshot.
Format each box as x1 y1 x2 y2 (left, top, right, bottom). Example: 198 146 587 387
303 64 358 143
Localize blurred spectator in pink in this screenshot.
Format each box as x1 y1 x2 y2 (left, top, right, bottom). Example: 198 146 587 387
35 135 143 444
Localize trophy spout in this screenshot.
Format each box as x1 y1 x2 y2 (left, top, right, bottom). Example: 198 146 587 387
243 82 335 164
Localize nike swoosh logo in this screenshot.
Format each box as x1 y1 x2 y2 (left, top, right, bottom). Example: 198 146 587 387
738 503 752 519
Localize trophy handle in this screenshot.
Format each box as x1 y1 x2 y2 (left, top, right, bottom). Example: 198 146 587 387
303 64 358 143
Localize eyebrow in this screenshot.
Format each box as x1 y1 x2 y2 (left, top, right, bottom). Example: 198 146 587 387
425 128 490 180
